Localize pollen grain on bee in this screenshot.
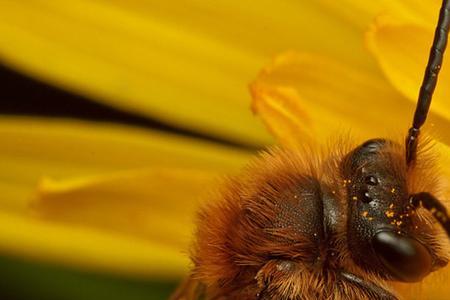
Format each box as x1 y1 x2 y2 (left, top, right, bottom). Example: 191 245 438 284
385 210 395 218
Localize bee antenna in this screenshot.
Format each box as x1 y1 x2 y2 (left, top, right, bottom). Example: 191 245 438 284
409 193 450 238
406 0 450 165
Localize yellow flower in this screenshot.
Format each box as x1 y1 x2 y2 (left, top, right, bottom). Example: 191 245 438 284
0 0 386 147
0 0 449 299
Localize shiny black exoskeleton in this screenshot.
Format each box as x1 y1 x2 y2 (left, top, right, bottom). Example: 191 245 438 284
343 139 447 283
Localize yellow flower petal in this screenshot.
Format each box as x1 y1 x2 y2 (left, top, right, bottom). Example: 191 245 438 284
0 0 384 146
366 18 450 127
0 117 250 278
0 210 187 279
378 0 441 25
30 168 218 250
250 84 315 149
316 0 383 29
0 116 251 212
250 51 419 146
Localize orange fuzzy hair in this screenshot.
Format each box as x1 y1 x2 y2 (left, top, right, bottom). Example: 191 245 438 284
184 135 449 300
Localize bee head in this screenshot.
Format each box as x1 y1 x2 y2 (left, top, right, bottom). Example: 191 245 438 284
342 139 449 282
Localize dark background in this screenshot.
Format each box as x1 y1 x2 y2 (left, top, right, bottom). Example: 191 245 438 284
0 63 253 150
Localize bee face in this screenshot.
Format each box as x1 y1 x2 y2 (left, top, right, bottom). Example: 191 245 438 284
342 139 448 283
176 139 450 299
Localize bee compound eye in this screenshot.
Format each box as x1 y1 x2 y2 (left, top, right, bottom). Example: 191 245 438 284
372 231 432 282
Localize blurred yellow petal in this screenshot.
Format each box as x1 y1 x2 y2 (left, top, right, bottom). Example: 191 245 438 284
250 51 422 146
316 0 383 29
0 116 251 212
366 18 450 125
31 168 218 250
8 167 217 278
394 269 449 300
250 84 314 149
0 117 250 278
378 0 440 25
0 0 384 146
115 0 378 64
0 210 187 280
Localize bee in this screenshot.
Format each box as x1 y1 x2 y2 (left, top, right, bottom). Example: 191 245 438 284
171 1 450 299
